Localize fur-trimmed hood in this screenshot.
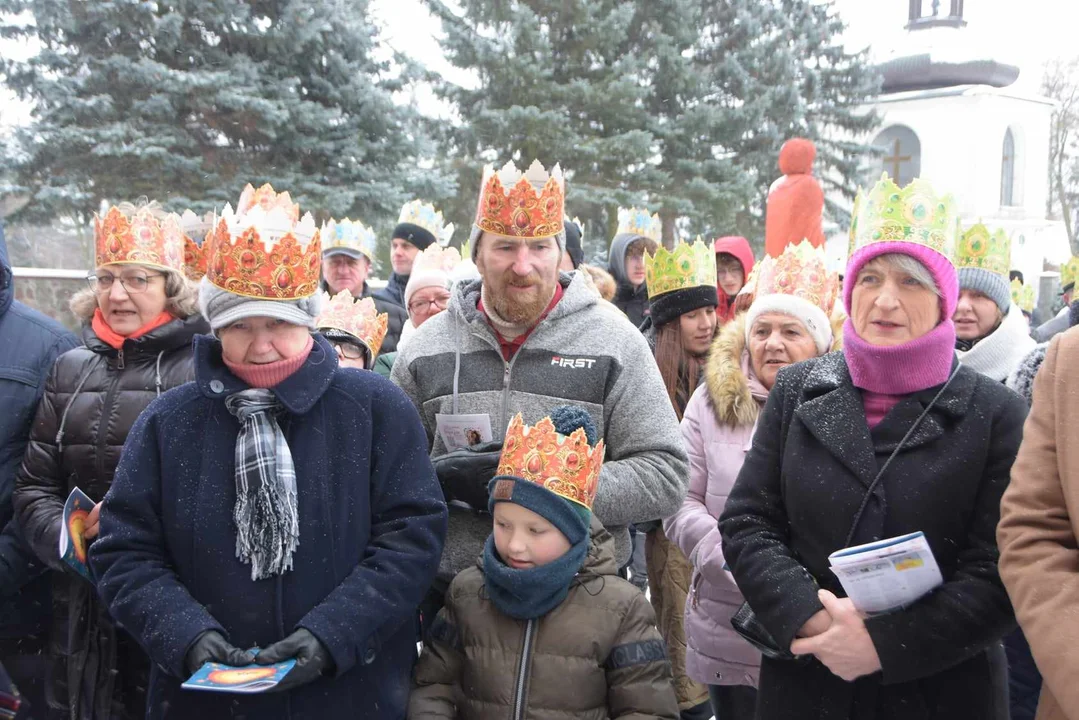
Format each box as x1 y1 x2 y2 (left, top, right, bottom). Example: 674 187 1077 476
704 311 844 428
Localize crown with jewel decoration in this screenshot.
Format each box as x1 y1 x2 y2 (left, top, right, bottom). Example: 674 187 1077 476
205 183 321 300
1010 278 1035 314
753 240 838 315
179 209 215 281
645 237 717 299
1062 255 1079 291
413 243 462 275
322 218 377 262
956 223 1011 278
94 205 186 273
399 200 454 245
616 207 662 243
474 160 565 239
848 173 960 262
496 413 605 511
316 289 388 358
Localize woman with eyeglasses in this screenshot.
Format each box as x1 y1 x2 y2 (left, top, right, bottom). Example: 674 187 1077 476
13 202 206 720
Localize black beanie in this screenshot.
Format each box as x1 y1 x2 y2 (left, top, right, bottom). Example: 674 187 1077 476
563 219 584 269
649 285 719 328
392 222 437 251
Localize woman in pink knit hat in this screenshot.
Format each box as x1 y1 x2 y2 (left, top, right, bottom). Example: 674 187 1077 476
718 176 1026 720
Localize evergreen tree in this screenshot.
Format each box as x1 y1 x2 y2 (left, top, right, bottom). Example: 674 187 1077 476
425 0 878 249
0 0 449 230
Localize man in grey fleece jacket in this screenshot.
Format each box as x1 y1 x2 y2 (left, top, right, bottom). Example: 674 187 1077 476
391 268 688 586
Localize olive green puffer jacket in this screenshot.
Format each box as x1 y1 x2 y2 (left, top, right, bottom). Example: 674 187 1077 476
409 520 679 720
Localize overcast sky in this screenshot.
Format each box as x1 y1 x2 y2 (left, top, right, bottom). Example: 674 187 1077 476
3 0 1074 130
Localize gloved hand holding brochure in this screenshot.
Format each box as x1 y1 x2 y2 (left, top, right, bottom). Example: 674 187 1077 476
828 531 943 615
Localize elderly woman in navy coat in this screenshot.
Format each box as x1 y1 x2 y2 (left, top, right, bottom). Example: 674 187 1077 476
719 176 1026 720
89 187 447 720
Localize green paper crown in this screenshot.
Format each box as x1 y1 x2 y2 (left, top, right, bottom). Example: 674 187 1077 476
645 237 717 299
956 223 1011 278
848 173 960 261
1062 256 1079 290
1010 278 1035 313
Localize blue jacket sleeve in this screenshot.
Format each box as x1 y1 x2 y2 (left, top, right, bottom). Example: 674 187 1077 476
298 380 447 676
88 403 225 677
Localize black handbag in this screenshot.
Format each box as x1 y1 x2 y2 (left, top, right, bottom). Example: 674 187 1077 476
729 365 961 661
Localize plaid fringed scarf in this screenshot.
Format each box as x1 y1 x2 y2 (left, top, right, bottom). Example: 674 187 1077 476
225 389 299 581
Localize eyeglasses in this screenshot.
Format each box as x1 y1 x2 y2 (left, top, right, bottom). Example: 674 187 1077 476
408 297 449 314
331 341 367 360
86 273 163 293
716 265 743 278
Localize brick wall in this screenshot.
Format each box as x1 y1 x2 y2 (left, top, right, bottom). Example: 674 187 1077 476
5 222 93 331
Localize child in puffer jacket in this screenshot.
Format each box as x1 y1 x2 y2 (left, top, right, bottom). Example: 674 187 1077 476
409 407 679 720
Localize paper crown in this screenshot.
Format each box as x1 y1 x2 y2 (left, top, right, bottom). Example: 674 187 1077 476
414 243 462 275
848 173 960 261
645 237 717 298
497 413 604 511
616 207 662 243
94 205 186 273
474 160 565 239
1010 279 1035 314
322 218 377 262
399 200 454 244
1062 256 1079 290
205 183 321 300
180 209 215 280
754 240 838 315
316 290 389 357
956 223 1011 278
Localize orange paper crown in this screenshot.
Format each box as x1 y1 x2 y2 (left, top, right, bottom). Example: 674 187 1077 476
497 413 604 511
205 184 321 300
753 240 838 315
316 290 389 358
94 205 186 273
180 209 214 280
474 160 565 239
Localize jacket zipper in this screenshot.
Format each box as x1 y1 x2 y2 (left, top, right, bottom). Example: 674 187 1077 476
95 354 123 488
512 619 535 720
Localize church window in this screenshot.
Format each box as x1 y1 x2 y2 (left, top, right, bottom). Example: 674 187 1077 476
1001 128 1016 206
872 125 921 187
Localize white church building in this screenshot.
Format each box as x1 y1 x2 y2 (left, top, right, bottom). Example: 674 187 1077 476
828 0 1068 306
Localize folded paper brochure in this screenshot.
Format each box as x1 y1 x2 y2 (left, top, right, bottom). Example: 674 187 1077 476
828 531 943 615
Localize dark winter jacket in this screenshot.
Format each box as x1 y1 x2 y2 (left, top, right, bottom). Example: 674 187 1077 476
89 334 448 720
13 311 205 720
0 226 78 647
409 520 679 720
719 352 1025 720
1007 302 1079 403
374 271 409 309
608 233 651 328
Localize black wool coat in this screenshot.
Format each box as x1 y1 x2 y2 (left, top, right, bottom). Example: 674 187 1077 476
719 351 1026 720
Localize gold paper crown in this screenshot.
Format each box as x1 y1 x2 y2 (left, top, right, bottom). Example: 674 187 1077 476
1062 256 1079 290
754 240 838 315
413 244 462 275
848 173 960 261
398 200 454 244
616 207 662 243
1010 279 1035 314
94 205 186 273
180 209 215 280
475 160 565 239
322 218 377 262
316 290 389 358
956 223 1011 278
205 183 321 300
645 237 717 299
497 413 605 511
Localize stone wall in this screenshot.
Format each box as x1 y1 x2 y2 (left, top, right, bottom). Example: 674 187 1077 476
4 222 93 331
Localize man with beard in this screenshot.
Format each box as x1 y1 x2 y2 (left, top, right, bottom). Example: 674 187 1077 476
392 159 688 615
322 217 408 353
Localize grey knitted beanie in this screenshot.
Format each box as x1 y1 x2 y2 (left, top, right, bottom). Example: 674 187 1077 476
198 278 323 333
958 267 1011 313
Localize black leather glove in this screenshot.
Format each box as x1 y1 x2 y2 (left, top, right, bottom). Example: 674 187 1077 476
256 628 334 692
431 440 503 510
184 631 256 676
